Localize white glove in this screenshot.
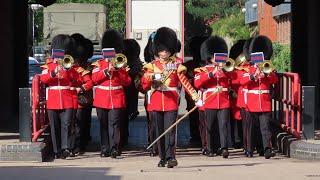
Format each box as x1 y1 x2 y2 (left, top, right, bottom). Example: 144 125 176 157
195 99 203 107
153 73 163 81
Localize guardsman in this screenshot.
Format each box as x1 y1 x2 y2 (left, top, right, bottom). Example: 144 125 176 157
140 27 202 168
122 38 143 147
183 36 208 152
70 34 94 155
194 36 236 158
229 40 247 149
40 34 78 159
241 35 278 159
91 29 131 158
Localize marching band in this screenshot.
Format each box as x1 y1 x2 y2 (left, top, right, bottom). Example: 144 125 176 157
38 26 278 167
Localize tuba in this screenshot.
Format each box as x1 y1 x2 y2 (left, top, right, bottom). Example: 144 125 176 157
223 58 235 72
58 55 74 69
259 60 274 74
111 53 128 69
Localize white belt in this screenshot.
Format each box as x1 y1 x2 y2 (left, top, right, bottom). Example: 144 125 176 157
155 86 178 91
47 86 71 90
243 89 270 94
95 85 123 90
204 87 228 93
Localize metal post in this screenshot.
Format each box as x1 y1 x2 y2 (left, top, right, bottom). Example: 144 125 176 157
302 86 315 140
19 88 32 142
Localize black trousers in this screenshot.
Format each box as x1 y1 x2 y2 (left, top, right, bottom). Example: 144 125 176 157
198 110 207 149
48 109 74 154
96 108 123 153
241 108 248 150
74 107 92 150
154 110 177 160
246 112 272 152
205 109 230 151
230 119 243 148
148 111 157 153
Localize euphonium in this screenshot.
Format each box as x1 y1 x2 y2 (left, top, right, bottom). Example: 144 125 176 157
223 58 235 72
111 53 128 69
59 55 74 69
259 61 274 74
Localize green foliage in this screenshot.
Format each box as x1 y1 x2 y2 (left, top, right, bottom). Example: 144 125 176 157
271 43 291 72
185 0 245 20
210 12 253 42
34 9 44 43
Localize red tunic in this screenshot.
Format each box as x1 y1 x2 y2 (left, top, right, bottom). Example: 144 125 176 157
194 65 236 110
140 58 199 111
91 59 131 109
72 65 94 109
40 58 80 110
240 66 278 112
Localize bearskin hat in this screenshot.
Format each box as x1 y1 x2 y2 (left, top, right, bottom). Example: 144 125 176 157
153 27 178 56
101 29 124 53
176 40 181 54
124 39 141 59
229 40 246 60
144 33 155 63
51 34 75 56
84 38 94 60
249 35 273 60
189 36 208 61
200 36 228 62
71 33 86 61
243 38 253 61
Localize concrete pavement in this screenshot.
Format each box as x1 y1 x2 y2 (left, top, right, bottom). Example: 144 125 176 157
1 149 320 180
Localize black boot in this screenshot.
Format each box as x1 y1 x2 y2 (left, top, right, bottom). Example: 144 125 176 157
158 159 166 167
167 158 178 168
264 149 275 159
61 149 71 159
222 149 229 158
110 149 119 158
100 150 110 157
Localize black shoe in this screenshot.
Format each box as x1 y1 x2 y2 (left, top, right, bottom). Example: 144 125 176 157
201 148 208 155
158 159 166 167
264 149 275 159
100 151 110 157
61 149 70 159
206 151 215 157
258 151 265 157
246 151 253 158
110 149 118 158
54 153 62 159
215 148 223 156
167 158 178 168
69 151 76 157
222 149 229 158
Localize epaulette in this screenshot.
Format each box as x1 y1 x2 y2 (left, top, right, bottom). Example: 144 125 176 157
91 61 100 67
177 64 187 74
143 63 154 71
194 67 207 73
82 70 91 76
76 67 85 74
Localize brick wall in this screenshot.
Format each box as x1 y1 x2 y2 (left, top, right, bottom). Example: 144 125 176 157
275 14 291 45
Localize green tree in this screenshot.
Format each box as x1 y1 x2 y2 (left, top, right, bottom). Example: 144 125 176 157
185 0 245 20
271 43 291 72
210 12 253 42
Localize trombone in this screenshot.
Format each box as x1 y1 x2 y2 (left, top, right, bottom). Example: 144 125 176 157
259 60 275 74
110 53 128 69
57 55 74 69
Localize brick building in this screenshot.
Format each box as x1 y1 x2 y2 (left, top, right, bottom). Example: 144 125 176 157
245 0 291 45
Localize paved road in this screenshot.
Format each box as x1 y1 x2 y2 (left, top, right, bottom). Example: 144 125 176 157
0 149 320 180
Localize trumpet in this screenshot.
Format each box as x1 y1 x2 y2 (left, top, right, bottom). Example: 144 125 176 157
259 61 274 74
111 53 128 69
58 55 74 69
222 58 235 72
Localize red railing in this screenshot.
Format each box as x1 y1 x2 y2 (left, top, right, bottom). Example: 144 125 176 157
31 75 49 142
273 72 301 139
